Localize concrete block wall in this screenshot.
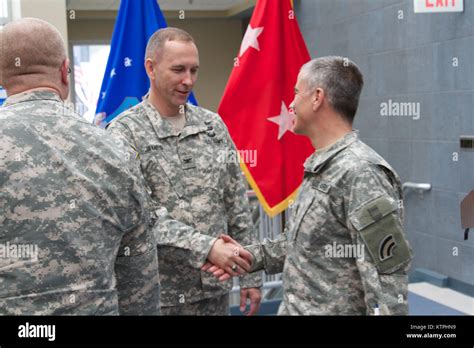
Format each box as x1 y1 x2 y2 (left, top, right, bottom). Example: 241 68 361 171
295 0 474 288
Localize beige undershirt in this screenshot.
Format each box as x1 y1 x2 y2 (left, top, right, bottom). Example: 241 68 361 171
160 113 186 133
315 143 332 155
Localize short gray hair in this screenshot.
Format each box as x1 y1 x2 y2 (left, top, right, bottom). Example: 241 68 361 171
299 56 364 124
145 27 195 61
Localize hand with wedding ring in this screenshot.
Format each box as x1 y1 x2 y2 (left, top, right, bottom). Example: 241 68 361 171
205 236 253 277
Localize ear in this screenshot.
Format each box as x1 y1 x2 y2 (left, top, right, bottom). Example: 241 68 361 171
61 58 70 86
312 88 324 112
145 59 155 80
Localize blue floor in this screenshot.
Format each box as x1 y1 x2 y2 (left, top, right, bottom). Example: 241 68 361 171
231 292 467 315
408 292 465 315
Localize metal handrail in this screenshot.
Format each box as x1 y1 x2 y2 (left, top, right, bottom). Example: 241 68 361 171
230 280 283 294
402 182 432 192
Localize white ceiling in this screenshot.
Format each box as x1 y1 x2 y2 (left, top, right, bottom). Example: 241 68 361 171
66 0 250 11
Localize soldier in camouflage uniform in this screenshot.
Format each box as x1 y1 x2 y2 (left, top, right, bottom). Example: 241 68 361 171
0 18 160 315
107 28 262 315
206 56 413 315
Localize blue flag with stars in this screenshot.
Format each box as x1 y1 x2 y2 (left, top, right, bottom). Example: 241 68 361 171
0 86 6 106
95 0 197 126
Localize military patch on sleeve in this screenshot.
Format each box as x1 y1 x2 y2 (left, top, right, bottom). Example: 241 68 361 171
349 196 413 274
379 234 396 261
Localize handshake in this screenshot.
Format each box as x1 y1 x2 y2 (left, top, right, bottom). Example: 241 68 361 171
203 235 252 281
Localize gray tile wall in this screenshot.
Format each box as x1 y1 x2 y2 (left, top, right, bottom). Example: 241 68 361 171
296 0 474 286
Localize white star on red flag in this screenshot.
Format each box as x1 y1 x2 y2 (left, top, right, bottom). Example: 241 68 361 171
267 101 295 140
239 25 264 57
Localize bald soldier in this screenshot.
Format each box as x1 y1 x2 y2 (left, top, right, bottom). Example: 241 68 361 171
205 56 413 315
0 18 163 315
107 28 262 315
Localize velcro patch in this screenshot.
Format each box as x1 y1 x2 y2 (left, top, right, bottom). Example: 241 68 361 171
349 196 412 274
368 205 383 221
311 181 331 194
350 196 398 231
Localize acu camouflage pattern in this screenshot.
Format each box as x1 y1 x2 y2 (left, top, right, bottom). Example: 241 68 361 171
107 98 262 308
247 131 413 315
0 91 160 315
160 293 229 316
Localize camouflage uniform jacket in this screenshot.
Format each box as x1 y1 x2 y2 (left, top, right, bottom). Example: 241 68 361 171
0 91 160 315
107 98 262 306
248 131 413 315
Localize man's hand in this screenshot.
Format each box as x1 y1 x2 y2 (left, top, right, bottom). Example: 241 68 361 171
202 234 249 280
206 237 253 277
201 261 232 281
240 287 262 316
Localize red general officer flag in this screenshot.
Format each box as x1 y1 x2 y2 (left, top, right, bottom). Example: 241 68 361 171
218 0 314 217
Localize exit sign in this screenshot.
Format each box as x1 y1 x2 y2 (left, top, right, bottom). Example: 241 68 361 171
414 0 464 13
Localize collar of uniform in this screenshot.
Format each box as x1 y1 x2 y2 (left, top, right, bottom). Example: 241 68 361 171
180 104 210 138
3 90 62 107
142 99 175 138
143 98 207 139
304 130 359 173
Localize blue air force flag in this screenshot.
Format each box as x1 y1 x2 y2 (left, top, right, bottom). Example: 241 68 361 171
0 86 6 106
95 0 196 127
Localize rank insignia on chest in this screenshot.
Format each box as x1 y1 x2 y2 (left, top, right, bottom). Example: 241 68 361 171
180 155 196 170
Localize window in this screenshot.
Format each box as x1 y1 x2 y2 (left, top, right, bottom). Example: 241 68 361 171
72 44 110 123
0 0 11 105
0 0 11 26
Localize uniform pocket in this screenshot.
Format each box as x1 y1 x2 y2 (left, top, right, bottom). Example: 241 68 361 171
290 195 316 242
140 149 187 200
200 269 231 293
